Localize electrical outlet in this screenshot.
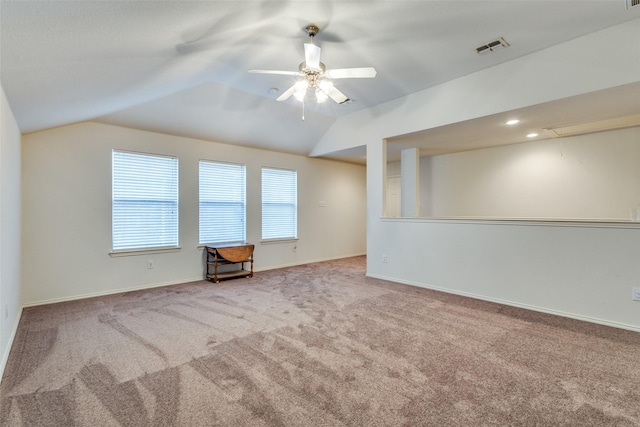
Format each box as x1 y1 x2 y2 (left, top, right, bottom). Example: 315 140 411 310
292 244 297 253
147 260 155 269
382 254 388 263
632 287 640 302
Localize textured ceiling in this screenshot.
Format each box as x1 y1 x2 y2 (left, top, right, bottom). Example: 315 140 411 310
1 1 639 160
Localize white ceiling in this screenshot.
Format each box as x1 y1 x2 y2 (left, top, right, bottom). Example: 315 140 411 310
2 1 639 162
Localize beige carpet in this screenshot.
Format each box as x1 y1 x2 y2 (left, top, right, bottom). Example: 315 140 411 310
2 256 639 426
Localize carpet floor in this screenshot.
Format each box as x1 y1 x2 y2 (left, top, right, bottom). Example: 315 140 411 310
1 256 639 426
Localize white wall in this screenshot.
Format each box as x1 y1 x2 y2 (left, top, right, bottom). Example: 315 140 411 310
21 122 366 306
331 21 640 331
422 127 640 220
0 85 22 376
371 132 640 331
371 215 640 331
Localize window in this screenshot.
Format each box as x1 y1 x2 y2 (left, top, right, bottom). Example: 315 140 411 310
199 160 246 244
262 167 297 240
112 150 178 251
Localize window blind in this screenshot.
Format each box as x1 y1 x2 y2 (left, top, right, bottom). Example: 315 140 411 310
199 160 246 244
112 150 179 251
262 167 297 240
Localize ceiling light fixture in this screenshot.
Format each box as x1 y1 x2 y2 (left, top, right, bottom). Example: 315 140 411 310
315 80 334 103
505 119 520 125
293 80 308 102
315 88 328 103
526 132 539 138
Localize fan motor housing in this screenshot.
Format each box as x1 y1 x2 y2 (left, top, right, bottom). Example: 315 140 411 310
299 62 326 74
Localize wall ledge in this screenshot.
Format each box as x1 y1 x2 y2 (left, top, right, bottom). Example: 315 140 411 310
381 216 640 230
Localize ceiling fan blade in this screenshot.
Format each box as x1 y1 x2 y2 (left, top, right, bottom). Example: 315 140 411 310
248 69 302 76
276 84 297 101
327 86 349 104
325 67 377 79
304 43 322 70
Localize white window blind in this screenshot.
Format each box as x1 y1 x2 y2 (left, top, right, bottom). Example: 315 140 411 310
262 167 297 240
199 160 246 244
112 150 179 251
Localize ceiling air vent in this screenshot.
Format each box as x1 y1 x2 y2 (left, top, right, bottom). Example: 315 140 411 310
476 37 510 54
627 0 639 8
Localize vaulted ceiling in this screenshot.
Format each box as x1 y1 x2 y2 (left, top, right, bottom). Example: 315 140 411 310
2 1 639 162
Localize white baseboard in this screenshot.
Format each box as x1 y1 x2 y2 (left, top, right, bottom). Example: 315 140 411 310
22 254 368 308
0 306 23 384
367 273 640 333
255 253 367 273
22 277 205 308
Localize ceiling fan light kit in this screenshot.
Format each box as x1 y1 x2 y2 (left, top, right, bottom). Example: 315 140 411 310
293 80 309 102
248 25 377 116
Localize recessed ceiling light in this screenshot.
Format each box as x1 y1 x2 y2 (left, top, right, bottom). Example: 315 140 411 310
526 133 539 138
505 119 520 125
268 87 279 94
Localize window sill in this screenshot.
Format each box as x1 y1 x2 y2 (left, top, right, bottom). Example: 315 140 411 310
260 238 299 245
197 241 249 249
109 247 182 257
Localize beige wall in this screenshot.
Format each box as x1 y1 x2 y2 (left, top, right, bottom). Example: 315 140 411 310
0 85 22 375
21 122 366 305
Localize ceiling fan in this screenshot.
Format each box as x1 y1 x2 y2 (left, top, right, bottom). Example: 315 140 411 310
248 25 377 105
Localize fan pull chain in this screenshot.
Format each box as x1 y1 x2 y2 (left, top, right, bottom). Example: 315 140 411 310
302 99 305 121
